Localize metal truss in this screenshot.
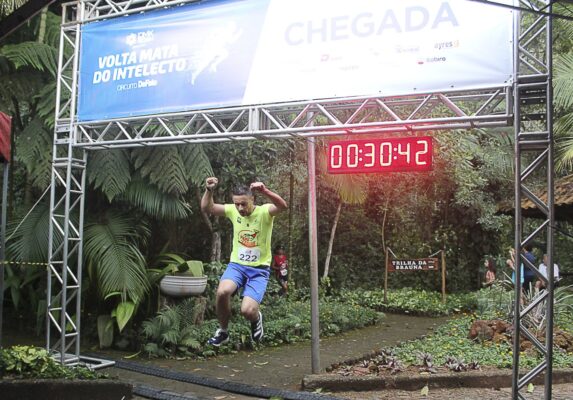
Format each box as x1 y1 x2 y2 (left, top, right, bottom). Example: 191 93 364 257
512 1 555 399
48 0 559 389
75 88 512 149
47 1 86 365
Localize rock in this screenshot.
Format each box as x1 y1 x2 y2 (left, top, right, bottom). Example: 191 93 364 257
469 320 495 341
469 319 511 342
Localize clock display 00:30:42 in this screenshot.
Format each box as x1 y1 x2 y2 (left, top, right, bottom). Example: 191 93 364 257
327 136 433 174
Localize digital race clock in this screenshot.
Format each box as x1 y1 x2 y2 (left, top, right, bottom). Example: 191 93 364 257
327 136 433 174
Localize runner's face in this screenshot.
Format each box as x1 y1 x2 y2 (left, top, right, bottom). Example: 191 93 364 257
233 194 254 216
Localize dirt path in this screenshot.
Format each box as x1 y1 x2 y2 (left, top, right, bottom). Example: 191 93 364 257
110 313 447 397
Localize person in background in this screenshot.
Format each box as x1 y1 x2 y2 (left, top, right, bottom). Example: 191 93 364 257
271 245 289 296
522 244 537 294
535 253 561 292
483 258 496 287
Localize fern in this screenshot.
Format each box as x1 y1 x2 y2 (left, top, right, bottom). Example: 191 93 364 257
119 177 190 220
131 147 188 194
87 149 131 202
1 42 58 76
179 144 214 186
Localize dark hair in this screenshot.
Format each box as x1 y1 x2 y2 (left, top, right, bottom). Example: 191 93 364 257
524 244 533 252
274 244 285 252
486 258 496 273
232 185 253 197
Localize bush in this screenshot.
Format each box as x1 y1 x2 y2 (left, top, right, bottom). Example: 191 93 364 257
0 346 101 380
338 287 476 316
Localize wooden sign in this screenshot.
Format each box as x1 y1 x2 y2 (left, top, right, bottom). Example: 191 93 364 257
384 249 447 304
388 258 438 272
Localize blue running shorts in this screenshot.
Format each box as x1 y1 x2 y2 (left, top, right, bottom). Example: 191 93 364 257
221 262 270 304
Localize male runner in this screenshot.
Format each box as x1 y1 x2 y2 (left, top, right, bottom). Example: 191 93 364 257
201 177 287 346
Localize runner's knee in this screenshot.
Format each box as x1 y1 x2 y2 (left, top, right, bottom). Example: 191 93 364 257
240 303 259 320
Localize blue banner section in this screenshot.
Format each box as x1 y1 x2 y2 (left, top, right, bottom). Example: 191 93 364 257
77 0 269 121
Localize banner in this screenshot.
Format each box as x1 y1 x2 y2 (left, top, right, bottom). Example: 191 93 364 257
77 0 515 121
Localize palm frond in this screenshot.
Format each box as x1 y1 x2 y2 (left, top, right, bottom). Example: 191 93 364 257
132 147 188 195
35 81 58 130
15 117 52 190
0 70 45 107
1 42 58 76
6 202 62 263
555 53 573 111
317 145 367 204
83 211 150 302
87 149 131 202
119 177 191 220
179 144 214 186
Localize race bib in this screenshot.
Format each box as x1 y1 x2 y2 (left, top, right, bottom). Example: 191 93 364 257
280 268 288 276
238 246 261 263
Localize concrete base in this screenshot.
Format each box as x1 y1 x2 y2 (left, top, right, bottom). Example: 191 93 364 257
302 369 573 392
0 379 132 400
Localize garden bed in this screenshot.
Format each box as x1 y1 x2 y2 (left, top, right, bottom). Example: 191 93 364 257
302 367 573 392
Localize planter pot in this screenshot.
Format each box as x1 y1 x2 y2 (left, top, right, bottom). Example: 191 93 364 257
160 275 208 297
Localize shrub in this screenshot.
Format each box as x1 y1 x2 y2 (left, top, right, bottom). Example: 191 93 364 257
338 287 476 316
0 346 101 379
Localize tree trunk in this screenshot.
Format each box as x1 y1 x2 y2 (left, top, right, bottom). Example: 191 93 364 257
323 199 342 279
38 8 47 43
211 221 221 262
381 197 390 254
195 188 221 262
288 142 295 279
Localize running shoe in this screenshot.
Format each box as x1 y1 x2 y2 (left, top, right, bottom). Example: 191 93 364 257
250 311 264 342
207 329 229 347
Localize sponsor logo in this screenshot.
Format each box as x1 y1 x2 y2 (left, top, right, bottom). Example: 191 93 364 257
417 56 446 65
238 230 259 248
126 30 155 47
434 40 460 50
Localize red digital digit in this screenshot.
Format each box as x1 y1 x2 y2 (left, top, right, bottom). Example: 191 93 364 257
327 136 433 174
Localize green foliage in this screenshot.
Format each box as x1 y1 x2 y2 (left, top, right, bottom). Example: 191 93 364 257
142 299 208 358
393 315 573 370
339 288 476 316
0 346 101 380
15 118 52 190
141 295 381 358
88 150 131 202
1 42 58 76
83 211 150 303
132 147 188 195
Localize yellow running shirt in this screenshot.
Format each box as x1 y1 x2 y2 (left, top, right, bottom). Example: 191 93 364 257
225 204 274 267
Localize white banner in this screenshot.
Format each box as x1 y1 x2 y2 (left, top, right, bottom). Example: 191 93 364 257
243 0 514 104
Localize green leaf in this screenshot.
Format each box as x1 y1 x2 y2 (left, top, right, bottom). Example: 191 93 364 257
115 301 136 332
421 384 429 396
97 315 114 349
527 383 535 393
